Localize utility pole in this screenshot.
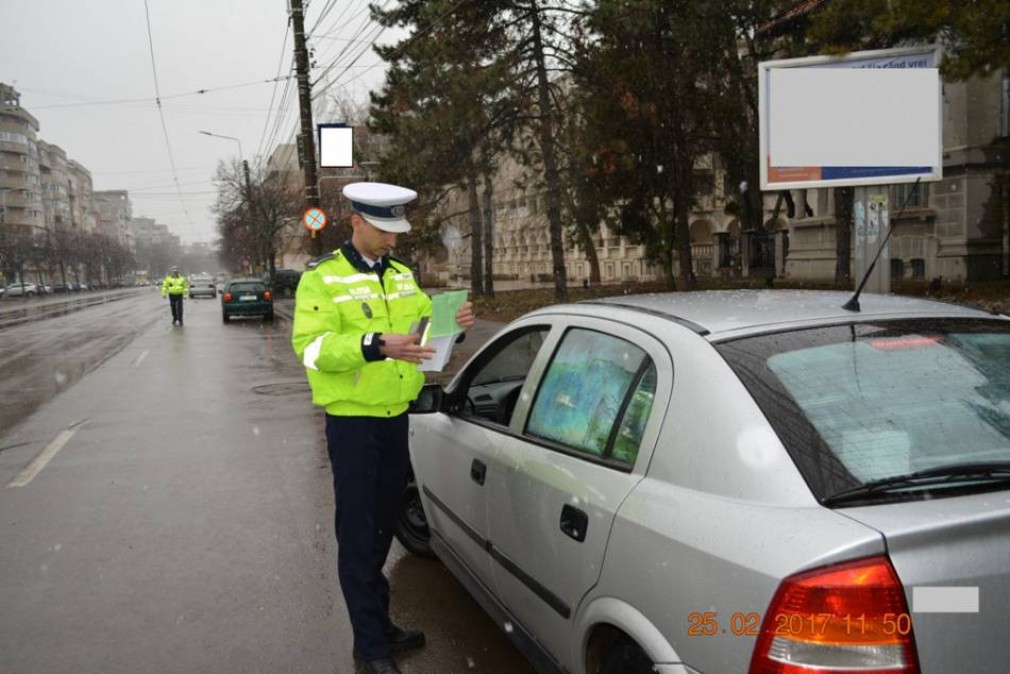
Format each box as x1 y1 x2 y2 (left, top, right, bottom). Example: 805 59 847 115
289 0 323 255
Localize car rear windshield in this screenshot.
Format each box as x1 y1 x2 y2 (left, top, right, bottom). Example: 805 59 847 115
717 319 1010 503
229 282 265 294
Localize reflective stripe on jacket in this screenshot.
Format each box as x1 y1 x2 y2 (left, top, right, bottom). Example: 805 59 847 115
291 250 431 418
162 275 189 296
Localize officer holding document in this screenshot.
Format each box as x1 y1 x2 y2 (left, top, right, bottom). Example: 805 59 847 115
291 182 474 674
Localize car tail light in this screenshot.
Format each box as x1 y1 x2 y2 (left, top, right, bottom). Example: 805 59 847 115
264 290 272 300
223 292 232 302
750 556 918 674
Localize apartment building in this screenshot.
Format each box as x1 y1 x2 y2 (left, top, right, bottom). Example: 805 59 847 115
94 190 135 253
0 83 44 235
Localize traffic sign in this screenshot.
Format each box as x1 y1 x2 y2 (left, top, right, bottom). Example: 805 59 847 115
302 207 328 233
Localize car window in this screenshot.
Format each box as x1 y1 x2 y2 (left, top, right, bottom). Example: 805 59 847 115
229 282 265 294
718 319 1010 500
459 326 549 426
525 328 653 465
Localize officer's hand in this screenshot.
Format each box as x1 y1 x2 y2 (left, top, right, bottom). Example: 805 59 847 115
455 301 475 330
380 333 436 364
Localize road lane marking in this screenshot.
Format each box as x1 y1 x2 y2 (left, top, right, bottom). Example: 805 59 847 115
132 350 150 367
7 420 88 488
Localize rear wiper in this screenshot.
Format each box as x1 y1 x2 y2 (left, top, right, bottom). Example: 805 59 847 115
823 462 1010 506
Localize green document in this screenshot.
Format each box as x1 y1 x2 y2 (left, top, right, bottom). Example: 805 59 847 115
430 290 468 337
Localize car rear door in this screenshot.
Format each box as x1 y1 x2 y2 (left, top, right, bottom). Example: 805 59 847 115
485 317 671 664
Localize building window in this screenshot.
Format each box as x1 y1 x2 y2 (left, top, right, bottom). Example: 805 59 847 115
911 259 926 279
892 182 930 209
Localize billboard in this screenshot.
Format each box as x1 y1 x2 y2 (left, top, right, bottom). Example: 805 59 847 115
759 46 943 190
318 123 353 168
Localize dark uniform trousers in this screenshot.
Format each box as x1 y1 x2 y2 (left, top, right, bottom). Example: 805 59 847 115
169 294 184 323
325 412 411 660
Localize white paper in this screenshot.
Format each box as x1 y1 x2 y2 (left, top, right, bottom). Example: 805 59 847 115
418 333 460 372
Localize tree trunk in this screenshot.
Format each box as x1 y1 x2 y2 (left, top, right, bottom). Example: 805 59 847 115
530 2 567 302
482 171 495 298
675 195 695 289
834 186 854 285
466 169 484 297
580 222 601 285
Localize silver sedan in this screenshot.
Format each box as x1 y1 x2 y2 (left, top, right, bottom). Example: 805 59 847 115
406 290 1010 674
188 275 217 299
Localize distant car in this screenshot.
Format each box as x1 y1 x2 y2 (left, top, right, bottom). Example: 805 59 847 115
405 289 1010 674
51 283 71 294
4 282 39 298
189 275 217 299
221 278 273 323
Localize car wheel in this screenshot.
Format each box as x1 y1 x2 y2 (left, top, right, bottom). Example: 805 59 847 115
222 311 230 323
394 468 436 559
600 638 653 674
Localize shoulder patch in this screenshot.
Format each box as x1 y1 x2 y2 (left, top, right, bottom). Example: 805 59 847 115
306 250 339 270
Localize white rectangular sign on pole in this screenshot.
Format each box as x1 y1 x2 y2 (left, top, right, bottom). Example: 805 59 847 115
759 46 943 190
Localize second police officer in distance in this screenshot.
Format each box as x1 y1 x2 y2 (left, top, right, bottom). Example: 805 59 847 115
291 182 474 674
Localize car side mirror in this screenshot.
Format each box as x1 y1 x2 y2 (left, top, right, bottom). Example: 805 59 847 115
409 384 445 414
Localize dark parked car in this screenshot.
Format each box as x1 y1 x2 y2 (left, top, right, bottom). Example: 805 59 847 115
221 278 273 323
266 269 302 296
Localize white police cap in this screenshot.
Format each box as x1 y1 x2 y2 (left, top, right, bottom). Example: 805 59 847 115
342 182 418 233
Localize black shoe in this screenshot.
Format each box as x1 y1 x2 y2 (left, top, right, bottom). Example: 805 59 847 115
361 658 401 674
388 624 425 653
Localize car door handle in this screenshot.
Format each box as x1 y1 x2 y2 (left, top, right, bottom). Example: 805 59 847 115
470 459 486 485
560 504 588 542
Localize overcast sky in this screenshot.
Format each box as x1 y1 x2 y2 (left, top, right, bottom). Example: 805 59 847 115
1 0 398 244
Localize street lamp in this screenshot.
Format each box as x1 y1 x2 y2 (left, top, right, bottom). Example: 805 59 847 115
199 130 243 162
199 130 251 199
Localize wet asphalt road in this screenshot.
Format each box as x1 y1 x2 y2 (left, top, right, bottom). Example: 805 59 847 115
0 290 530 673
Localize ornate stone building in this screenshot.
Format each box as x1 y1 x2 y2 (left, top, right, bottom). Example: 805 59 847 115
430 66 1007 287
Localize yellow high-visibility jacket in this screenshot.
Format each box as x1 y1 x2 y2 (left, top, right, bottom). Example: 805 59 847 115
161 274 189 297
291 248 431 418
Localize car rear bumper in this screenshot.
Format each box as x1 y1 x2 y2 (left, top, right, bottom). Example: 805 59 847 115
223 301 272 315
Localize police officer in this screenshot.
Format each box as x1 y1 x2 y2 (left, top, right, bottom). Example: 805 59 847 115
161 266 189 325
292 182 474 674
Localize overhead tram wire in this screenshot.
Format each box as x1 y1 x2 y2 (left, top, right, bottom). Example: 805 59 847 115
254 21 295 169
309 6 384 92
308 0 469 106
27 76 294 110
311 22 388 96
142 0 196 239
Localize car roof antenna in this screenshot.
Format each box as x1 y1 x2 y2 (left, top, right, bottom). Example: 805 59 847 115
841 177 922 313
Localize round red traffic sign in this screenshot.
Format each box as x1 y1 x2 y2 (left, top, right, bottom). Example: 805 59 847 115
302 207 328 232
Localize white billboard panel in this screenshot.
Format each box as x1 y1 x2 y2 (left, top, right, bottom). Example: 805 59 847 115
759 46 943 190
318 124 353 168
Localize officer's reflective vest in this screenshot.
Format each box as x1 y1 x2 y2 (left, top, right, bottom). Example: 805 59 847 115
162 275 189 296
291 250 431 418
